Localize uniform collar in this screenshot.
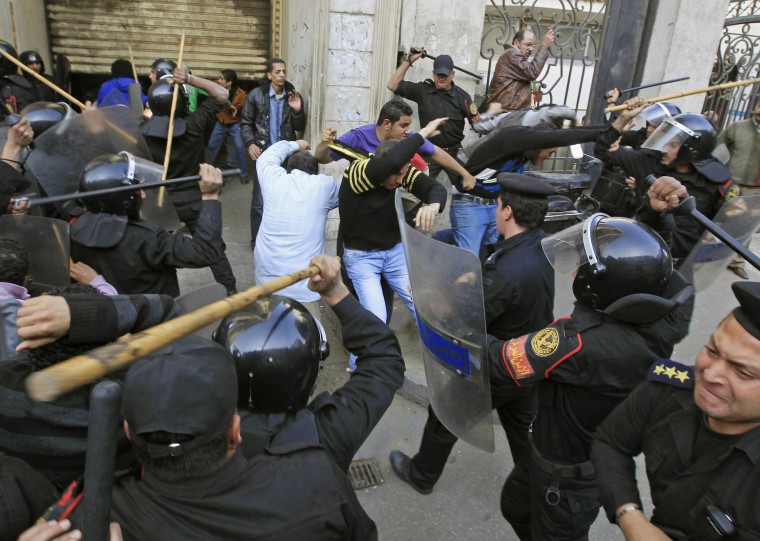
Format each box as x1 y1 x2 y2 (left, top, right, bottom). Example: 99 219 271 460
140 448 248 496
668 399 760 468
493 228 544 252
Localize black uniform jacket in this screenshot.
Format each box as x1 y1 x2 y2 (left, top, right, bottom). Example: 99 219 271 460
0 453 58 540
143 98 224 217
108 427 377 540
394 79 479 148
483 228 554 341
240 293 405 473
595 125 741 259
70 200 223 297
592 360 760 540
487 274 694 464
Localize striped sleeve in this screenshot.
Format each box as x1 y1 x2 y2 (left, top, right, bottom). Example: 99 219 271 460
344 157 378 194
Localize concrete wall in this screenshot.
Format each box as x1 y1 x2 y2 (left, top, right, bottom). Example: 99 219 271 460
638 0 731 113
0 0 50 71
281 0 320 141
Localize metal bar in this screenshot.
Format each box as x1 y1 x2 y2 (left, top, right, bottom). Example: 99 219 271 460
82 381 122 541
24 169 241 207
412 49 483 80
618 76 690 94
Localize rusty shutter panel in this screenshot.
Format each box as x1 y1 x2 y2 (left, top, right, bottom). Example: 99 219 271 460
45 0 272 80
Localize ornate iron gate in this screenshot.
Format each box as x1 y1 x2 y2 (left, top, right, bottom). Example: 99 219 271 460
703 0 760 130
480 0 607 112
479 1 607 171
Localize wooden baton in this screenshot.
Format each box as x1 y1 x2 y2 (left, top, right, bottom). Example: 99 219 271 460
158 30 186 207
604 77 760 113
25 265 322 402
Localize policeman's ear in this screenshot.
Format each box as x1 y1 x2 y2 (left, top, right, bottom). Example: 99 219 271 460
228 412 242 446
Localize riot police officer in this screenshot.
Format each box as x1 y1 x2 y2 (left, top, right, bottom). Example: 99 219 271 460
595 97 740 263
0 41 36 114
140 71 238 295
491 206 694 541
215 259 406 474
18 50 56 102
69 153 225 297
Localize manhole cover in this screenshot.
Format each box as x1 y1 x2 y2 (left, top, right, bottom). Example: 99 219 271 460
348 458 384 490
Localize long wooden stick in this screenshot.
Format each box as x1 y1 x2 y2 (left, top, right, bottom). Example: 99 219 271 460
26 265 322 402
157 30 186 206
604 77 760 113
0 47 86 110
127 45 139 83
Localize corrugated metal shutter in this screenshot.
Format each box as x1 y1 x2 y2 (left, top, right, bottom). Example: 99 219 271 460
45 0 272 80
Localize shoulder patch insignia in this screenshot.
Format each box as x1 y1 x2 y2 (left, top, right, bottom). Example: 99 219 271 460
647 359 694 389
531 328 559 357
500 319 581 387
469 102 478 116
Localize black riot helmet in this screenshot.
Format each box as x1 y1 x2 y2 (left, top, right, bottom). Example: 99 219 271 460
79 151 143 216
20 101 75 137
213 296 330 413
19 50 44 71
642 113 717 164
150 58 176 82
147 79 187 117
542 213 672 310
0 40 18 77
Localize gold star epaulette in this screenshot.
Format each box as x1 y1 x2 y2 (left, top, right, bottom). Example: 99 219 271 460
647 359 694 389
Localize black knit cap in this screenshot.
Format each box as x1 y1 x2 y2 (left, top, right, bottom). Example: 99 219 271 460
122 335 237 459
731 282 760 341
497 172 557 197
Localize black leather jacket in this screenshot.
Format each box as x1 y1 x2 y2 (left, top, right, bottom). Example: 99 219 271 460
240 79 306 150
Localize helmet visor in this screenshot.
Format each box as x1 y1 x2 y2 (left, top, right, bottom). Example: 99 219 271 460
119 151 164 184
541 213 609 274
641 117 694 154
640 103 672 127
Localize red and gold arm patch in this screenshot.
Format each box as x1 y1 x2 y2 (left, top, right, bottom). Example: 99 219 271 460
500 320 582 386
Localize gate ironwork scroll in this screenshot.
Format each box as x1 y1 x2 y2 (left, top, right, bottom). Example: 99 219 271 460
703 0 760 130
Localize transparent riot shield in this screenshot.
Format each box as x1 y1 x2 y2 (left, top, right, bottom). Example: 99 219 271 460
395 193 494 452
0 215 69 288
680 195 760 291
175 283 227 340
26 105 151 197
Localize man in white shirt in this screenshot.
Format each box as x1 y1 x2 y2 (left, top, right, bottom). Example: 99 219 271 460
254 140 339 316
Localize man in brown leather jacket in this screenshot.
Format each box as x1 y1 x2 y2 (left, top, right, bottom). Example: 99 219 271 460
486 27 554 112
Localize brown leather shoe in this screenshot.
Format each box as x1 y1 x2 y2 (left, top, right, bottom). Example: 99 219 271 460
389 450 432 495
730 265 750 280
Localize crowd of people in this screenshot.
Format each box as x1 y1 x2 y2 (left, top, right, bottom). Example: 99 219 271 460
1 22 759 541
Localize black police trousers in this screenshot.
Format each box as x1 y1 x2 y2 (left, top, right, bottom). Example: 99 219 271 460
501 442 600 541
409 388 536 491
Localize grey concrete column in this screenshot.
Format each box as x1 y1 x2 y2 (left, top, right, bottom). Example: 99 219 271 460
637 0 731 113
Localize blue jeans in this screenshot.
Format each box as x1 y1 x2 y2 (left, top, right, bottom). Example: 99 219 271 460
207 121 248 177
344 243 416 369
450 198 498 256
